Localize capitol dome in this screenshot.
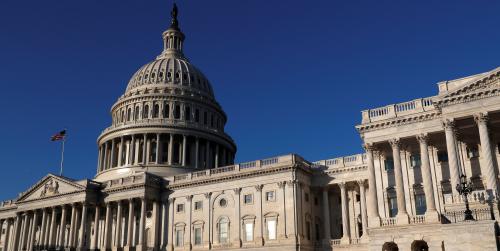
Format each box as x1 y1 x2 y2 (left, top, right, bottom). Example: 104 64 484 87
95 4 237 181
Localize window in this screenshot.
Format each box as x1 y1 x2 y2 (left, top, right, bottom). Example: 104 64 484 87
174 105 181 119
467 146 480 158
314 197 319 205
210 114 214 127
134 106 140 120
185 106 191 121
305 193 309 202
176 229 184 247
195 109 200 122
194 201 203 211
203 111 208 125
218 218 229 244
388 197 398 217
437 151 448 162
143 105 149 119
153 104 160 118
163 103 170 118
245 223 253 241
194 227 202 245
415 194 427 215
219 199 227 207
150 141 157 162
267 219 277 240
265 191 275 202
176 204 184 213
384 157 394 171
356 194 360 202
244 194 253 204
410 154 421 167
127 108 132 121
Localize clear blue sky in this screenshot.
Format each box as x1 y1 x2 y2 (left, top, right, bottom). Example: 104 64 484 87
0 0 499 200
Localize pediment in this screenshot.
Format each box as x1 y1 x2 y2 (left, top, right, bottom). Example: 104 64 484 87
17 174 86 202
438 67 500 101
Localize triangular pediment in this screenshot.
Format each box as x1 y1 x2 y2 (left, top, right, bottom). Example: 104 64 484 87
17 174 86 202
440 67 500 99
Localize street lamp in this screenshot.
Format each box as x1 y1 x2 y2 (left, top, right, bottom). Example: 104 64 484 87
456 174 475 221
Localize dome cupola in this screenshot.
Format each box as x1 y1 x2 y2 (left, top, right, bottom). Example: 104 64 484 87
95 4 237 181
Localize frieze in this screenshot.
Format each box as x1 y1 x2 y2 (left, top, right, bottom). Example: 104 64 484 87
356 111 440 133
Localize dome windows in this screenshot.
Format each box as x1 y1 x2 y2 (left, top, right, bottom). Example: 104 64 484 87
185 106 191 121
153 104 160 118
164 103 170 118
143 105 150 119
174 105 181 119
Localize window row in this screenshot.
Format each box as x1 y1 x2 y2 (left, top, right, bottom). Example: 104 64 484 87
134 69 212 93
175 191 277 213
175 216 278 247
113 102 224 130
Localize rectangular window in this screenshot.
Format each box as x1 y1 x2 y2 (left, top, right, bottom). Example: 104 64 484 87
219 222 229 243
267 219 277 240
384 157 394 171
265 191 275 202
185 106 191 121
203 111 208 125
389 197 398 217
176 229 184 247
244 194 253 204
194 227 202 245
195 109 200 122
194 201 203 211
245 223 253 241
210 114 214 127
415 194 427 215
164 103 170 118
410 154 421 167
437 151 448 162
176 204 184 213
174 105 181 119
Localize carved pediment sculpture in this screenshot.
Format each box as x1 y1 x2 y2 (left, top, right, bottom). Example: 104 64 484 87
40 180 60 197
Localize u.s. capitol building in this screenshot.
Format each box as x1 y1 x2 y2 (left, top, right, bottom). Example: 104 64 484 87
1 4 500 251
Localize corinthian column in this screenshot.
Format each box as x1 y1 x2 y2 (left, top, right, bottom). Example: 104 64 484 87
59 206 67 249
78 204 88 249
357 180 368 239
137 198 146 251
416 134 439 222
389 138 409 224
363 143 381 227
443 119 461 200
322 187 331 244
339 182 350 244
475 113 499 200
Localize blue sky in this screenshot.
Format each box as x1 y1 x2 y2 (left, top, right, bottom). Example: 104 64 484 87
0 0 499 200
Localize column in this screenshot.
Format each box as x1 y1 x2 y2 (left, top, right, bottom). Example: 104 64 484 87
233 188 241 247
78 204 88 249
416 134 439 221
143 134 147 164
59 206 67 249
134 136 140 164
443 119 461 200
185 196 192 248
2 219 10 251
156 133 162 164
475 113 499 200
49 207 57 248
389 138 409 224
146 137 151 164
28 212 38 251
215 144 219 168
182 135 187 166
167 198 175 250
103 143 108 170
222 148 227 167
19 214 28 250
205 141 210 169
91 205 100 250
160 199 168 249
363 143 381 227
339 182 350 244
103 203 112 250
195 137 200 169
115 201 123 248
322 187 331 244
138 198 146 250
255 185 264 246
168 134 174 165
110 139 116 168
357 180 368 239
131 135 136 165
69 204 77 247
44 210 52 247
127 199 135 247
153 200 160 248
39 209 47 249
203 194 211 248
125 139 131 165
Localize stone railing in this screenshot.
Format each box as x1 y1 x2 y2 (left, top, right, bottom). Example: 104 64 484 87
361 97 436 124
171 154 306 184
104 173 147 189
381 217 397 227
312 153 366 168
409 215 426 224
443 190 486 205
331 239 341 246
441 207 493 223
0 200 15 209
351 238 362 245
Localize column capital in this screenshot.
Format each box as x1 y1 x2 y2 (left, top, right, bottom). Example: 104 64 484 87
356 179 366 187
416 133 429 144
442 119 455 130
277 181 286 188
388 138 401 148
362 143 375 152
254 184 263 192
233 187 241 195
186 195 193 201
474 112 489 124
338 182 346 190
168 197 176 203
204 192 211 199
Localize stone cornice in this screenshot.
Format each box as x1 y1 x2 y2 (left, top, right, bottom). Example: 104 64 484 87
436 86 500 108
356 110 440 133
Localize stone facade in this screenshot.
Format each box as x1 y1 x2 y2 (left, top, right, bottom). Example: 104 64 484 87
1 4 500 251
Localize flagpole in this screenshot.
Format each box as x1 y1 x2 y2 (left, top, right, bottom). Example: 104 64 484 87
60 138 65 176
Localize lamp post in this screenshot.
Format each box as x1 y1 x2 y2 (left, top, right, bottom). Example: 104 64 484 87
455 174 474 221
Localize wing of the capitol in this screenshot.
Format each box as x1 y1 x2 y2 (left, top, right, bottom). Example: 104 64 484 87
2 4 500 251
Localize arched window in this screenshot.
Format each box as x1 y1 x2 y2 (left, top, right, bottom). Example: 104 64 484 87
185 106 191 121
127 108 132 121
153 104 160 118
174 105 181 119
143 105 150 119
218 217 230 244
135 106 140 120
121 110 125 122
163 103 170 118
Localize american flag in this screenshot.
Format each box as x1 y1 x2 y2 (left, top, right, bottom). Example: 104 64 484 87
50 130 66 141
